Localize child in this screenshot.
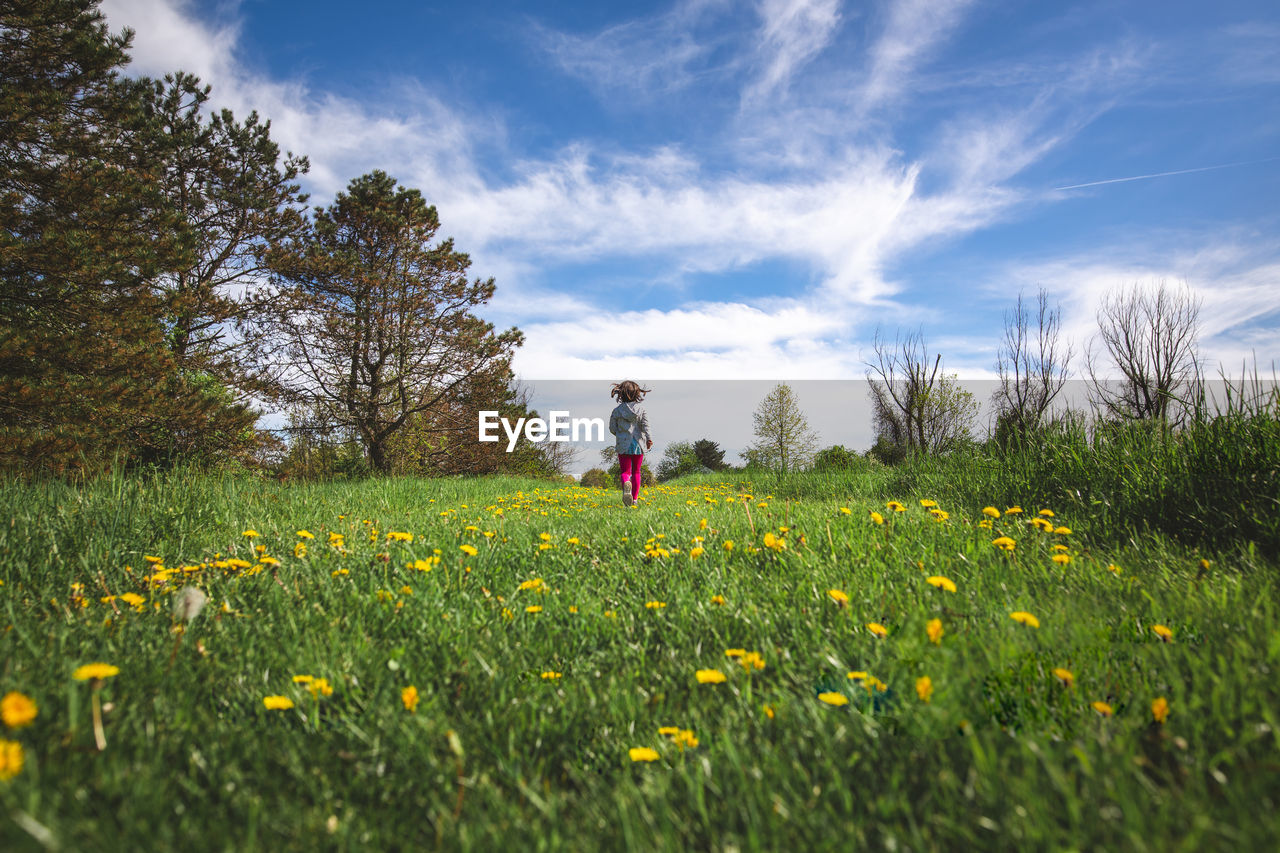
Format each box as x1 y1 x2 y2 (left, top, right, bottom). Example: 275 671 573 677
608 380 652 507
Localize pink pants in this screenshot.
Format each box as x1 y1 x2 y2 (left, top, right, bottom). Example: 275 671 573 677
619 454 643 500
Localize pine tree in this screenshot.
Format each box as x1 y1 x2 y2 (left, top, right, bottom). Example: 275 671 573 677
0 0 202 472
264 171 523 473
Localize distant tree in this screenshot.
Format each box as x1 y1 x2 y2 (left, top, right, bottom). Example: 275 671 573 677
263 171 522 473
692 438 727 471
742 383 819 473
866 329 976 457
993 288 1072 441
0 0 225 472
1086 281 1202 425
656 440 701 482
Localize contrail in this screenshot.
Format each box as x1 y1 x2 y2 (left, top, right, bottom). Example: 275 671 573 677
1054 157 1278 191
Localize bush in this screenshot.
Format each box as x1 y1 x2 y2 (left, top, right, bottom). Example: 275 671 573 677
813 445 859 470
580 468 610 489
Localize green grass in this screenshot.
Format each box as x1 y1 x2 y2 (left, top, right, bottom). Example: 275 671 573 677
2 470 1279 850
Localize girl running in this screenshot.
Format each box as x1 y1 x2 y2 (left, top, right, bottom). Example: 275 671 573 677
608 380 652 506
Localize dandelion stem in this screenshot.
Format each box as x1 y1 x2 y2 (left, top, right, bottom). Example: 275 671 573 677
91 687 106 751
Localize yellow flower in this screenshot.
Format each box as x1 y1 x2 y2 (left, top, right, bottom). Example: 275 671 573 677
1152 624 1173 642
690 547 705 558
0 739 24 781
722 541 734 552
1092 701 1113 717
839 507 852 515
567 537 580 546
1053 526 1072 535
847 671 868 681
827 589 849 605
1052 554 1071 565
1004 506 1023 515
762 532 786 552
818 692 849 706
927 618 943 645
629 747 660 762
308 678 333 698
657 726 679 735
569 605 579 613
263 695 294 710
710 594 726 606
738 651 766 671
916 676 933 703
1052 544 1069 552
645 601 666 609
144 555 163 564
982 507 1001 518
540 671 562 680
1 692 37 729
525 605 543 614
1038 509 1055 517
866 622 888 638
242 530 260 538
386 531 413 543
1107 564 1122 574
926 576 956 593
671 729 698 749
886 501 905 512
1053 667 1075 687
120 592 145 607
296 530 315 540
402 685 420 712
724 649 746 658
992 536 1016 551
539 532 551 542
1009 611 1040 628
294 542 307 558
1151 697 1169 724
460 544 478 557
763 704 776 719
292 674 314 684
695 669 726 684
73 663 119 681
920 499 938 508
869 511 885 525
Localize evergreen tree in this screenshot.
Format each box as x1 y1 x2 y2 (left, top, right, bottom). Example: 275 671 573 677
0 0 208 472
264 171 523 473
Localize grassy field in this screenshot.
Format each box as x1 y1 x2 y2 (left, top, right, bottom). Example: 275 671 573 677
1 468 1278 850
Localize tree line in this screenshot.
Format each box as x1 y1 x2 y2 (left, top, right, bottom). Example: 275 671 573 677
1 0 549 478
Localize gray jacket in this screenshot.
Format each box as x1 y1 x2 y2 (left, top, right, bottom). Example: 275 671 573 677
609 401 651 456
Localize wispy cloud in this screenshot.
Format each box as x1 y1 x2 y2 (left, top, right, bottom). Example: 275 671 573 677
858 0 975 114
742 0 842 103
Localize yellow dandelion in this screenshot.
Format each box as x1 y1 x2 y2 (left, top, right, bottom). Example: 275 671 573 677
982 507 1001 518
722 541 734 552
926 576 956 593
847 671 868 681
818 692 849 706
629 747 660 762
724 649 746 658
460 544 478 557
1152 624 1173 642
1151 697 1169 724
263 695 294 710
0 739 24 781
657 726 680 736
695 669 726 684
308 678 333 698
292 674 314 684
540 671 562 680
739 652 766 671
1092 701 1113 717
927 618 943 645
1052 554 1071 565
1009 611 1040 628
1 692 37 729
887 501 906 512
690 547 705 558
1053 526 1072 535
827 589 849 605
525 605 543 614
869 511 885 525
402 685 420 712
242 530 259 538
72 663 119 681
710 595 726 605
645 601 666 610
671 729 698 749
839 507 852 515
916 676 933 703
763 704 776 719
920 499 938 508
1004 506 1023 515
1053 667 1075 687
866 622 888 638
1038 509 1055 517
296 530 315 540
992 536 1016 551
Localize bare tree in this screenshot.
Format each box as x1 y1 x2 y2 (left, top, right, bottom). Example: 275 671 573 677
993 288 1072 436
866 328 977 456
1086 281 1202 424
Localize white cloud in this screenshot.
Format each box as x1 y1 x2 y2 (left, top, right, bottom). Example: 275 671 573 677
742 0 842 103
858 0 975 114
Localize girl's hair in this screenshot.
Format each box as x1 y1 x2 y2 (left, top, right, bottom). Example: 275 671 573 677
610 380 650 403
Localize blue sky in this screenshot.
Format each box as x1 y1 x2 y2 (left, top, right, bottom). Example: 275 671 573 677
101 0 1280 381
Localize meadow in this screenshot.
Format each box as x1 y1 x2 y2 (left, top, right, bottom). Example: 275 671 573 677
1 465 1278 850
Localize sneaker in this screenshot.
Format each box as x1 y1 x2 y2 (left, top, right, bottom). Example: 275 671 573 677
623 491 635 507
